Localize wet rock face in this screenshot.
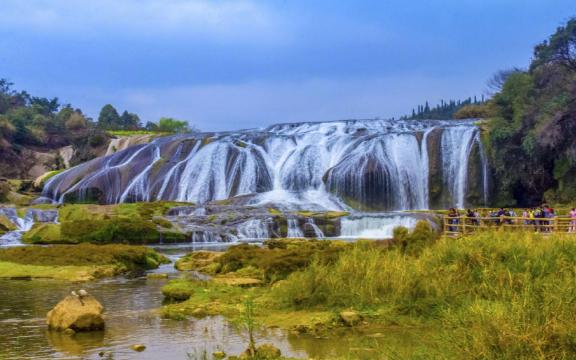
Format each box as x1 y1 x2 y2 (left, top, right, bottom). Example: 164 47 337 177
42 119 488 212
47 293 104 332
165 203 344 242
326 154 394 211
427 127 446 209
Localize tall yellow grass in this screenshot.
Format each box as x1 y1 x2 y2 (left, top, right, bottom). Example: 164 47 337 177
273 230 576 359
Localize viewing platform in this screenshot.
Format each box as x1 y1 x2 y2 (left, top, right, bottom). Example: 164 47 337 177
443 215 576 236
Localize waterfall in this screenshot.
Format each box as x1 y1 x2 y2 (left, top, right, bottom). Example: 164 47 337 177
43 119 488 211
0 208 59 247
441 126 480 209
287 218 303 238
305 218 325 238
340 214 420 239
237 219 270 240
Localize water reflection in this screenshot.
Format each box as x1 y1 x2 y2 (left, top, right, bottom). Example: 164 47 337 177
0 255 426 360
0 273 311 360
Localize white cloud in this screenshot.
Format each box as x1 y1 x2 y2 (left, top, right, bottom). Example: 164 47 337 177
0 0 283 43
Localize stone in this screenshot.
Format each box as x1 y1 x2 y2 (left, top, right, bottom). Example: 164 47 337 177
255 344 281 359
130 344 146 352
213 350 226 359
47 294 105 332
339 310 362 327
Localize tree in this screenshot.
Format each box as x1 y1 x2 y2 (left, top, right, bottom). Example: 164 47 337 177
532 18 576 71
487 68 523 94
97 104 121 129
120 111 141 130
157 117 190 133
145 121 159 132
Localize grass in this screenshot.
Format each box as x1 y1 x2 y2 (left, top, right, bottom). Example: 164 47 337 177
0 261 116 281
165 223 576 359
0 243 168 269
106 130 170 137
271 230 576 359
0 244 168 281
195 240 348 283
162 279 197 301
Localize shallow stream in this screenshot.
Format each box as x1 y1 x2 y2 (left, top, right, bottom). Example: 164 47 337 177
0 247 429 360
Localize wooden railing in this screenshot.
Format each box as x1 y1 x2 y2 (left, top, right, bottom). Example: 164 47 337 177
443 215 576 236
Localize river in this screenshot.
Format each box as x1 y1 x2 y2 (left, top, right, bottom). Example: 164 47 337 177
0 246 427 360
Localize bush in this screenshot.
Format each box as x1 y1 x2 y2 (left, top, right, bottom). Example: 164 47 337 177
393 220 439 255
215 240 346 282
88 134 107 147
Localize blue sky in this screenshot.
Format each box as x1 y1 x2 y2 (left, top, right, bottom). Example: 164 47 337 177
0 0 573 131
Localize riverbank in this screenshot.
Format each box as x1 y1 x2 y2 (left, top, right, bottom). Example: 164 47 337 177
0 244 169 281
162 226 576 359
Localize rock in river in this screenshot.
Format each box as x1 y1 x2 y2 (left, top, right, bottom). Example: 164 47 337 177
47 292 105 332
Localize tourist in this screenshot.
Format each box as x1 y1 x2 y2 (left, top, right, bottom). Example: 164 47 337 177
508 208 517 225
570 208 576 233
466 209 479 228
448 208 459 232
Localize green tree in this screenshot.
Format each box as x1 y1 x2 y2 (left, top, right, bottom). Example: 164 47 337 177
532 18 576 71
120 111 141 130
97 104 121 130
157 117 190 133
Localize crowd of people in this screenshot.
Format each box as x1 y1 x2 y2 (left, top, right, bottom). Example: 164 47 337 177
446 206 576 233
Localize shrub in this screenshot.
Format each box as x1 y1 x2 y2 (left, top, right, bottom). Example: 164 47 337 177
215 241 346 282
393 220 439 255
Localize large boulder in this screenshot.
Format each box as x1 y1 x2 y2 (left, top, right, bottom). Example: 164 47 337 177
47 293 105 332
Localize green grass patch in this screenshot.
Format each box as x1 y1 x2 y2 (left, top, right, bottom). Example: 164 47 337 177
161 279 197 301
0 244 168 281
106 130 169 137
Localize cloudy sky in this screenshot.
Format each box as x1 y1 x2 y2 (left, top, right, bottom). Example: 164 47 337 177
0 0 573 130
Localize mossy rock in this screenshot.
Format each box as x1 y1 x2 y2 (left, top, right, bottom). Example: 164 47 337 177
22 223 66 244
159 230 188 243
161 279 197 301
152 216 173 229
175 251 224 272
60 218 160 244
0 215 17 233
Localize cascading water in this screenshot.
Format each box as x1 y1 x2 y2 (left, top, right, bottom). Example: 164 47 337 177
305 218 325 238
287 218 304 238
340 214 420 239
42 119 488 212
0 208 59 246
237 219 271 240
441 126 480 209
